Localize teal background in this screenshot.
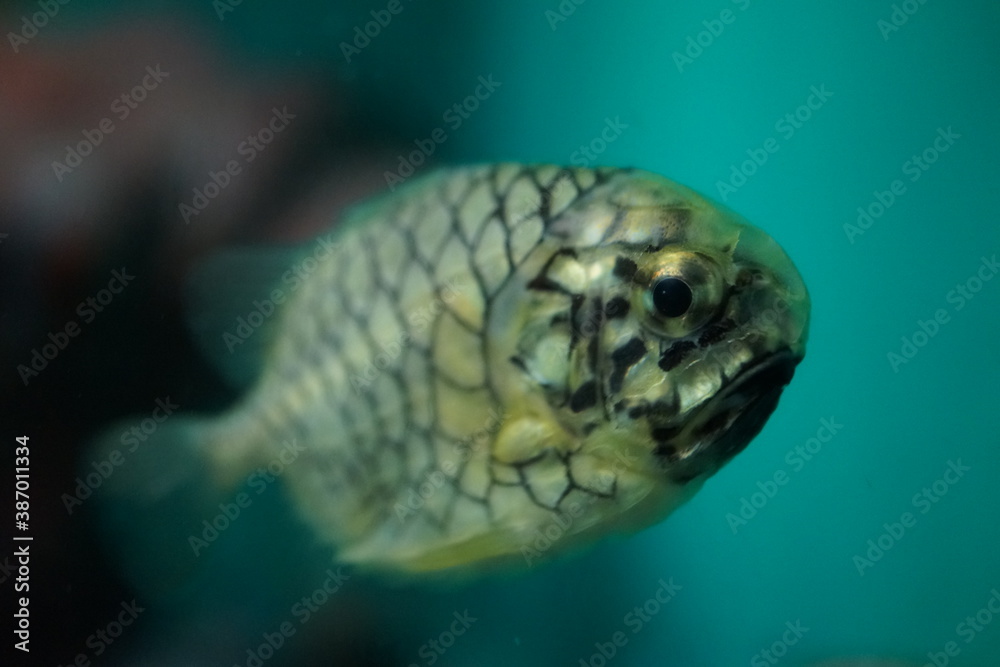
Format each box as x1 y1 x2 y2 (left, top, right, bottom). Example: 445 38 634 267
315 2 1000 665
14 0 998 665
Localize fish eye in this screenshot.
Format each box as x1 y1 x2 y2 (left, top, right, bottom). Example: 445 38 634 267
651 277 692 318
637 251 725 338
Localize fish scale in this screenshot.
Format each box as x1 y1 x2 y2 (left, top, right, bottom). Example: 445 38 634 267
201 165 622 569
118 162 808 574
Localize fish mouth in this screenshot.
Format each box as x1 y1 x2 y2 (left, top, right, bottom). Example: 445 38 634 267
655 349 801 482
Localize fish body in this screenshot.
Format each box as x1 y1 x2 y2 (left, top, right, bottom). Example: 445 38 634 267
112 164 809 574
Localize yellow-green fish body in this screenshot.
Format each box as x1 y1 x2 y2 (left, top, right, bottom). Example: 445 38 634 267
105 164 809 574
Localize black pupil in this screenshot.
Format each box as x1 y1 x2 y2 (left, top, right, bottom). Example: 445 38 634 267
652 277 693 318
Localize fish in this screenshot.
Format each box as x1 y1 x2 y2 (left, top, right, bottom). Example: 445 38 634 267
95 163 809 576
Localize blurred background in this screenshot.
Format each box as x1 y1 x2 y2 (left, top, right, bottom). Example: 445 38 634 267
2 1 998 665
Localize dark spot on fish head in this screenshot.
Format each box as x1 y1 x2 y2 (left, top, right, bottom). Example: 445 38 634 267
608 337 647 394
697 318 735 348
604 296 630 319
613 256 638 282
569 380 598 412
627 404 648 419
651 425 681 442
646 399 677 421
658 340 696 372
654 441 678 460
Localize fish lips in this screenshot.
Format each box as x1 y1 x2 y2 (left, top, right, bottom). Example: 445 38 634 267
657 348 801 483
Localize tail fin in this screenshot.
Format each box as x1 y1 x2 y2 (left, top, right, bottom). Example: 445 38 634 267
89 414 232 600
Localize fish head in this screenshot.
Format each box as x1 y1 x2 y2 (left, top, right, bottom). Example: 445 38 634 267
517 169 810 493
